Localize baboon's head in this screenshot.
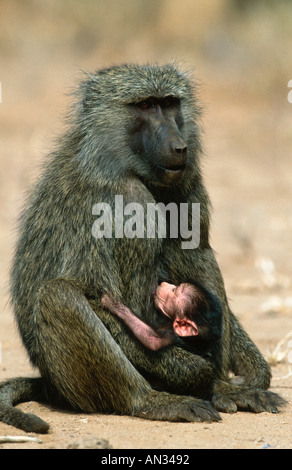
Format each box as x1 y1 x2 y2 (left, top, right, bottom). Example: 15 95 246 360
75 64 203 188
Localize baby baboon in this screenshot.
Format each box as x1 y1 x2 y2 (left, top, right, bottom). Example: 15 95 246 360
101 281 221 352
0 64 285 433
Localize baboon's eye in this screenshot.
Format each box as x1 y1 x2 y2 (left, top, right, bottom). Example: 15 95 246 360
140 100 152 110
163 96 180 108
137 99 157 110
129 96 180 111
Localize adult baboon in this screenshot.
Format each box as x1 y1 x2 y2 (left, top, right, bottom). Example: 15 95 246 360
0 64 285 433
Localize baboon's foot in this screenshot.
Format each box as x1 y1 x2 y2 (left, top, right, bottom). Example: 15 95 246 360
212 381 287 414
134 390 221 423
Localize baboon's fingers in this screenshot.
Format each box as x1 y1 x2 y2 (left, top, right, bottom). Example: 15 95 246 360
212 384 287 414
212 394 238 414
234 390 287 414
135 391 221 423
188 398 222 422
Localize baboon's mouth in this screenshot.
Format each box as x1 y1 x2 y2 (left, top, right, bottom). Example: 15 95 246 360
158 163 186 173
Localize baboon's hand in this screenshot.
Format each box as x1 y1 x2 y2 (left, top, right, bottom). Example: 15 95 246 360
134 390 221 423
212 380 287 414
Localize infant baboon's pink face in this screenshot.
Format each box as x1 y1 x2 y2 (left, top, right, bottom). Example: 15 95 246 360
154 282 199 336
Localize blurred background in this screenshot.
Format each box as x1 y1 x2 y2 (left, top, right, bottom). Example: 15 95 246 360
0 0 292 366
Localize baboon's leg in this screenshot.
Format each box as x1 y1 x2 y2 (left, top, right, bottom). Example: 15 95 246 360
228 310 271 389
93 301 215 397
34 279 221 422
34 279 149 414
211 310 287 413
170 247 286 413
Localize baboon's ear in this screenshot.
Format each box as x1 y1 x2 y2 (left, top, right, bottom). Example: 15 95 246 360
75 71 102 112
80 79 98 112
82 83 93 112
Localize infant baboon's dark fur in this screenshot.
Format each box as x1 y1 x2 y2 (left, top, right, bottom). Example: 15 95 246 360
0 64 285 433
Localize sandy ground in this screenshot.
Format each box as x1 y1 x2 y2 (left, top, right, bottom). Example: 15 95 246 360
1 2 292 451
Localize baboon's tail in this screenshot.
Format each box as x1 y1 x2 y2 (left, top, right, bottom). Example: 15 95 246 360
0 377 49 433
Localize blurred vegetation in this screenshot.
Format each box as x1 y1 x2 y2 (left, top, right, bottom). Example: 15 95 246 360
1 0 291 97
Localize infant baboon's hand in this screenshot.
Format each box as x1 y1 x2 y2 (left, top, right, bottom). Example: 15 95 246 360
101 293 117 310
